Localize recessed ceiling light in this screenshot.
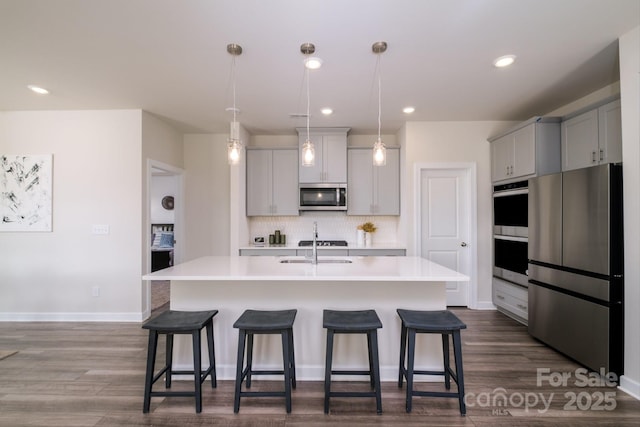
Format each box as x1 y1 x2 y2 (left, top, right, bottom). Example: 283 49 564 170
493 55 516 68
27 85 49 94
321 108 333 115
403 106 415 114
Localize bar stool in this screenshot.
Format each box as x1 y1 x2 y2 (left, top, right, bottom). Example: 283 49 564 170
142 310 218 413
323 309 383 414
397 309 467 415
233 309 297 413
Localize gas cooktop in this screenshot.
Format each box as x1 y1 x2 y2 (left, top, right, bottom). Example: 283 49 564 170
298 240 348 247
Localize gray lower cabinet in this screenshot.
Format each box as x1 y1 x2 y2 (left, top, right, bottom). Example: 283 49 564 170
246 148 299 216
493 277 528 325
296 249 349 256
347 147 400 215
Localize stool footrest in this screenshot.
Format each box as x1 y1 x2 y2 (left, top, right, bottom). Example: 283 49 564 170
150 390 196 398
329 391 377 398
240 391 287 398
331 370 371 376
412 390 461 399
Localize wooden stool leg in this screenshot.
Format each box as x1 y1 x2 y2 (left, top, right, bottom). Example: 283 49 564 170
324 329 334 414
246 333 254 388
370 330 382 414
192 330 202 413
367 332 375 388
288 328 296 389
206 320 216 388
233 330 246 414
453 330 466 415
398 323 407 387
442 333 451 389
165 333 173 388
281 331 292 413
143 330 158 413
405 329 416 413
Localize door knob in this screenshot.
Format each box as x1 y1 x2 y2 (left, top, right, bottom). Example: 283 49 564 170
461 242 467 247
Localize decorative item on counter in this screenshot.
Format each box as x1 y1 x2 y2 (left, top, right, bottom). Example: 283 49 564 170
268 229 286 246
253 236 265 247
358 222 377 247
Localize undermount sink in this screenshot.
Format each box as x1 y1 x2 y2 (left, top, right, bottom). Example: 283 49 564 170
279 256 353 264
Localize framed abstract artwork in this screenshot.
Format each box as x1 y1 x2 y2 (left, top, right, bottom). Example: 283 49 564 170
0 154 53 232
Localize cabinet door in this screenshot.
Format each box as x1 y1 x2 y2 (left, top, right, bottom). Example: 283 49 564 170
246 150 272 216
598 99 622 164
324 134 347 182
491 135 513 181
271 149 299 215
512 124 536 177
298 134 324 183
374 148 400 215
561 109 599 171
347 149 374 215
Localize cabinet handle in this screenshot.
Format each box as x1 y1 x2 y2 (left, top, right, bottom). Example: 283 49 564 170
496 295 505 300
517 304 527 310
592 151 597 163
506 165 509 175
600 149 604 161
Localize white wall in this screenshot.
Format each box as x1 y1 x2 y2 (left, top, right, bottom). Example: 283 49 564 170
0 110 143 320
400 121 517 306
619 25 640 399
183 134 231 260
150 176 177 224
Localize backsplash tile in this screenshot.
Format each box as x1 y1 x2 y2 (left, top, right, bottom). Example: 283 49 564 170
248 214 399 246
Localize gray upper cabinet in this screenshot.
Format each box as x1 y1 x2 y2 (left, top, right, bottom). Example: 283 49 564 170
561 99 622 172
489 117 561 183
297 128 349 183
348 147 400 215
246 148 299 216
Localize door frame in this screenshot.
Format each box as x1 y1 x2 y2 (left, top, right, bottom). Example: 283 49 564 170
414 162 478 308
144 159 185 317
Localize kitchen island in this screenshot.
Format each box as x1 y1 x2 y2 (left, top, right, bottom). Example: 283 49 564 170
143 255 469 381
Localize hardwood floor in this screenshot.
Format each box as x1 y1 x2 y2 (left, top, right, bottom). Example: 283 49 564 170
0 309 638 426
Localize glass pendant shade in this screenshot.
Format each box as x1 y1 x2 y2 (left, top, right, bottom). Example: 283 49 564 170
373 138 386 166
301 139 315 166
227 121 242 165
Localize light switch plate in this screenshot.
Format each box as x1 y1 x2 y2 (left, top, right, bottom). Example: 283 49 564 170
92 224 110 235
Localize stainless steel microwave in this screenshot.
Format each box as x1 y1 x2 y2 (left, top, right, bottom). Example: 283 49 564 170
299 184 347 211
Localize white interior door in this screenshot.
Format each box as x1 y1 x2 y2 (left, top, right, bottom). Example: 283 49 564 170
419 167 471 306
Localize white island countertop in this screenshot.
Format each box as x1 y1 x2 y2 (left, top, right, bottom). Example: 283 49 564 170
143 255 469 282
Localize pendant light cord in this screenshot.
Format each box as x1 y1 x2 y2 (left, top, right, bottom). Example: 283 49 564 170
232 55 237 125
306 67 310 141
377 54 382 142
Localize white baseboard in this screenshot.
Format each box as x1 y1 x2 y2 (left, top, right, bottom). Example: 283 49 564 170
0 312 144 322
619 375 640 400
473 301 497 310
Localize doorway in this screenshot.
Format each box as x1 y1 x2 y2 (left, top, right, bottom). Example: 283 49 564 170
148 160 184 314
415 163 477 307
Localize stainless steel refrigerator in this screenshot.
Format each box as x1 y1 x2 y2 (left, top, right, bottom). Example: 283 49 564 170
528 163 623 376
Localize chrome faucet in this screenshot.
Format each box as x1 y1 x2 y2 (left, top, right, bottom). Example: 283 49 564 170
311 222 318 265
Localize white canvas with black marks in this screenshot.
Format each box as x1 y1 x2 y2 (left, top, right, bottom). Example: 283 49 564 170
1 154 53 232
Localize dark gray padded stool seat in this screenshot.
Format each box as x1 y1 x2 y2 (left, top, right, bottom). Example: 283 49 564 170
142 310 218 413
397 309 467 415
233 309 297 413
323 309 383 414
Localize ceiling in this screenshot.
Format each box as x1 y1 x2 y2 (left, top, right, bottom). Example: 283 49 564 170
1 0 639 135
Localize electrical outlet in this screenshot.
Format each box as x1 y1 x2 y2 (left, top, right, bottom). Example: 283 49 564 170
92 224 110 235
92 286 100 297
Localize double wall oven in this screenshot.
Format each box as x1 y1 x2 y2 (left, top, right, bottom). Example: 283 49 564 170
493 180 528 287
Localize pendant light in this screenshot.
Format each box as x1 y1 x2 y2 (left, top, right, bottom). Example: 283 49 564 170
300 43 322 167
372 41 387 166
227 43 243 165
